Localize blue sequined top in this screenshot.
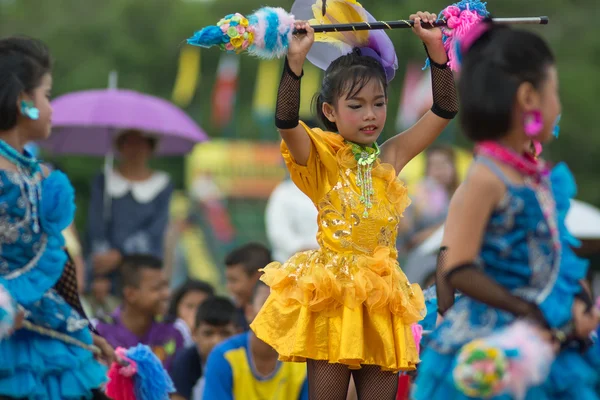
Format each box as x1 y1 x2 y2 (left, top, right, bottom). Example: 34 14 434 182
427 158 587 354
0 169 89 334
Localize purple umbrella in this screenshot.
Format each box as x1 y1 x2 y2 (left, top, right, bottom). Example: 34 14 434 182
43 89 207 156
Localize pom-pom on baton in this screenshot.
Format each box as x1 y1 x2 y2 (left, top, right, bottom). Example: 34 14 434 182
453 321 555 400
187 2 548 61
106 344 175 400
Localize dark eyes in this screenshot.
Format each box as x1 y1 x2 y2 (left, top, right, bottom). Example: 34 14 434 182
348 102 386 110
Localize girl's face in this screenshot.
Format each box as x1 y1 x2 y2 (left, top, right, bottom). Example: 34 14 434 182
532 66 561 143
324 78 387 145
21 73 53 142
177 290 211 331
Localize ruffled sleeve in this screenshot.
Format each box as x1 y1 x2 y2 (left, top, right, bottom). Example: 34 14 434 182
281 121 343 203
537 162 589 328
0 170 75 305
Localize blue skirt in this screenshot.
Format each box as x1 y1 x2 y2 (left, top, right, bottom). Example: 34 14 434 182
0 327 107 399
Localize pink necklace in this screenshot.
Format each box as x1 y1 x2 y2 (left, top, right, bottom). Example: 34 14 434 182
475 141 559 251
475 141 549 181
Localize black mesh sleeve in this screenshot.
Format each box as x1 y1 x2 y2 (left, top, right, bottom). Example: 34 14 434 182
435 246 455 316
445 263 549 328
424 45 459 120
275 58 303 130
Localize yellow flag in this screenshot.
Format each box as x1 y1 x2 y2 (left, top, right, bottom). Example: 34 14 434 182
300 63 321 119
252 59 281 123
172 46 201 107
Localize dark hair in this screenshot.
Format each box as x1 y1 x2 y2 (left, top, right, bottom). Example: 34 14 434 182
425 144 459 195
0 36 52 130
459 23 555 141
115 129 158 151
224 243 272 276
194 295 237 328
167 279 215 318
120 254 163 288
314 50 388 132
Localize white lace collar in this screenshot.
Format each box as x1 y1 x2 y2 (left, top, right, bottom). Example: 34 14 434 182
106 169 170 203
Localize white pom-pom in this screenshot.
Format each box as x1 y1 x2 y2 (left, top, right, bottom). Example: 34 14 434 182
0 285 16 340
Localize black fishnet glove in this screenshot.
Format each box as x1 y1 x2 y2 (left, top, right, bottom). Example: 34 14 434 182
445 263 549 328
435 246 454 316
275 57 303 129
425 45 459 119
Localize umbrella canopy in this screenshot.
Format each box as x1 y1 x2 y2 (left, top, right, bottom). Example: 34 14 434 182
43 89 207 156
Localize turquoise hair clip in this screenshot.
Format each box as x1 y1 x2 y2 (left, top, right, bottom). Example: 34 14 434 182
552 114 561 138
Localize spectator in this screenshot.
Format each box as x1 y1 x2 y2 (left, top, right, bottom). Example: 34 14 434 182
224 243 271 331
86 129 174 292
94 254 184 369
265 173 319 263
202 281 308 400
169 296 239 400
168 280 215 347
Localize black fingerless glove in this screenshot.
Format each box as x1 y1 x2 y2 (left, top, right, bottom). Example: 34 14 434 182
275 57 303 129
435 246 455 316
424 44 459 120
445 262 550 328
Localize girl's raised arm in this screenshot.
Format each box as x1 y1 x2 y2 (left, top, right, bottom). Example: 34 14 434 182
381 12 458 173
276 22 315 166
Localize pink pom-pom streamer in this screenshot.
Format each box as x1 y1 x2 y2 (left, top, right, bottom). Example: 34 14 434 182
105 347 138 400
441 6 485 71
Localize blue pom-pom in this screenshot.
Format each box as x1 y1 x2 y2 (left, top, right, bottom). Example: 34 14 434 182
263 8 281 54
188 26 227 48
126 344 174 400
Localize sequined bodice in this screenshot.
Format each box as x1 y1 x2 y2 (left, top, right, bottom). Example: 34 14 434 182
316 163 403 256
480 184 556 296
0 171 42 274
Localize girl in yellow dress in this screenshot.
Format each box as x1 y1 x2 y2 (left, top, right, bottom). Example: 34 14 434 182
250 11 458 399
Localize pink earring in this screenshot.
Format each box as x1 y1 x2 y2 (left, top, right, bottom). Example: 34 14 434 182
524 110 543 137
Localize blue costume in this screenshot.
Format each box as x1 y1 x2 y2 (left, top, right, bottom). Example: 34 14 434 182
0 141 106 399
412 159 599 400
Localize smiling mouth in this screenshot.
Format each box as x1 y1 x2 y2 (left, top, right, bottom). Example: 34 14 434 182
360 125 378 133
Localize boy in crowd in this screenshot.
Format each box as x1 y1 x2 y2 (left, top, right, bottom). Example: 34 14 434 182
224 243 272 331
94 254 184 369
169 296 239 400
202 281 308 400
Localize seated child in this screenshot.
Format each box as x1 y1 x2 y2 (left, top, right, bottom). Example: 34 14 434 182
95 254 184 369
169 295 239 400
202 281 308 400
168 279 215 347
224 243 272 331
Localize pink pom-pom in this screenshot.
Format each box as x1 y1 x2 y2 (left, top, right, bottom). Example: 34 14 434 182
412 323 424 353
220 24 230 33
106 364 136 400
441 7 485 71
489 321 555 400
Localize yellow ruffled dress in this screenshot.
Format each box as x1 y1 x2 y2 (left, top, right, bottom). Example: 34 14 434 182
250 122 425 372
